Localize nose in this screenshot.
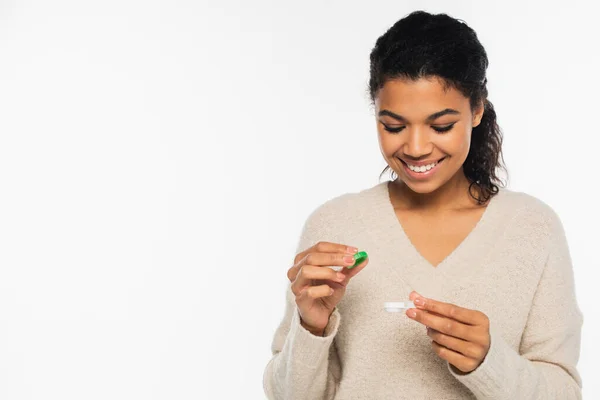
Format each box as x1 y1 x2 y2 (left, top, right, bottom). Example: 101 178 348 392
402 127 433 158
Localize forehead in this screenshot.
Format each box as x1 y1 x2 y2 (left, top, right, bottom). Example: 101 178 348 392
375 77 468 112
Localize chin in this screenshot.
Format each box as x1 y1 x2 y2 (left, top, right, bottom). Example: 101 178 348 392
401 180 440 194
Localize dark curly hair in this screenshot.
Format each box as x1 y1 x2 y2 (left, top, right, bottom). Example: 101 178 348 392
368 10 508 204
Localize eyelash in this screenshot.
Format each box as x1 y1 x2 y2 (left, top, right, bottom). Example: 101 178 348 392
382 123 456 134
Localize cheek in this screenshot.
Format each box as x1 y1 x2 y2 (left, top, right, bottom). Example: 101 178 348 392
439 129 471 154
378 131 397 155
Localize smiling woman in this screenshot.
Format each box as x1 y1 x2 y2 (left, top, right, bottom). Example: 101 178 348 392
264 9 583 400
370 17 506 209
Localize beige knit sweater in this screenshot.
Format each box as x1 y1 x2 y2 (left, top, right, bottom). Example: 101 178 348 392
263 180 583 399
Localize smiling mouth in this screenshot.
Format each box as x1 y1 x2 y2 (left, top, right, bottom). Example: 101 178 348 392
397 156 447 167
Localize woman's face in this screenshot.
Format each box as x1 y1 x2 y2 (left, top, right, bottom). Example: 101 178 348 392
375 77 484 194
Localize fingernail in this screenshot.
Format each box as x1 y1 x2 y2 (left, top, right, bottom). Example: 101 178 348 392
347 247 358 254
414 298 423 306
343 255 354 263
407 309 417 318
336 273 345 281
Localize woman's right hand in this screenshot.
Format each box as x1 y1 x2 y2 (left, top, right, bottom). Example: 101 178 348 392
287 241 369 336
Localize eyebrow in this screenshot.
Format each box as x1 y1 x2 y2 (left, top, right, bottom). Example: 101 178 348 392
378 108 460 122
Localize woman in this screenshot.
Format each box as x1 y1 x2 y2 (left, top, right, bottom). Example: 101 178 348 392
263 10 583 400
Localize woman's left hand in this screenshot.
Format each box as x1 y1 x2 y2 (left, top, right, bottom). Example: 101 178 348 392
406 291 491 374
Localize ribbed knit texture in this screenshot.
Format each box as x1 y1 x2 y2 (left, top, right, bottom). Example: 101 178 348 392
263 180 583 399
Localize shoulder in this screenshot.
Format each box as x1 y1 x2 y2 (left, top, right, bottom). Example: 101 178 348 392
497 186 565 240
501 187 561 221
295 185 369 249
302 181 384 226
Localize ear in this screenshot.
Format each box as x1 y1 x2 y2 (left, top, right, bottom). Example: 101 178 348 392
472 100 485 128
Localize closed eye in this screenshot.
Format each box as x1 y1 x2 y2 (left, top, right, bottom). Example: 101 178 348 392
382 123 456 134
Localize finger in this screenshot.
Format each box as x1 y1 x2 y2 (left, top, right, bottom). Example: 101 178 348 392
410 291 487 326
407 308 481 342
427 328 487 360
288 248 358 282
290 265 346 295
293 241 357 265
296 284 335 303
339 254 369 280
408 292 445 318
431 341 481 374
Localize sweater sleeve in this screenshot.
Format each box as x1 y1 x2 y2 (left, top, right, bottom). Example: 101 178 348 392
448 208 584 399
263 203 343 400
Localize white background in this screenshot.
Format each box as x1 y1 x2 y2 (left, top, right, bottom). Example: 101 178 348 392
0 1 598 399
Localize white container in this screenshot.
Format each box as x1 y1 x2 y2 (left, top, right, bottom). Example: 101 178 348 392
384 301 415 312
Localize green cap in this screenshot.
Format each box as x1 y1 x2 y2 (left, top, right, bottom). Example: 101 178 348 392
348 251 368 269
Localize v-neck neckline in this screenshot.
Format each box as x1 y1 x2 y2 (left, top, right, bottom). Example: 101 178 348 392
368 180 504 278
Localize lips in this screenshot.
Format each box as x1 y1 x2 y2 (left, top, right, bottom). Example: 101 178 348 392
398 156 446 167
400 156 446 180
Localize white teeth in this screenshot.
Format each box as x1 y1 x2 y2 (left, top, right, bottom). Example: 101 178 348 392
408 162 437 172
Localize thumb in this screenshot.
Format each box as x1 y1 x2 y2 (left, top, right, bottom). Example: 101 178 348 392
342 256 369 280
